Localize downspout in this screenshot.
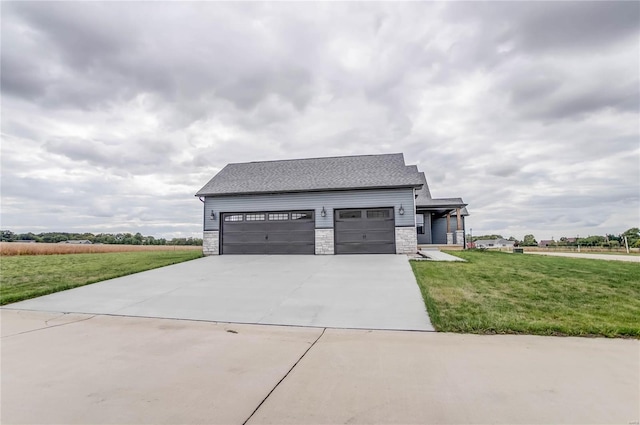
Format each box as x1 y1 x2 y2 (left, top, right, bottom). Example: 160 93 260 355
198 196 205 231
463 215 466 249
412 187 417 252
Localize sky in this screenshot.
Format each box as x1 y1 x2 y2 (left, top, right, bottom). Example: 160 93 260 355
1 1 638 241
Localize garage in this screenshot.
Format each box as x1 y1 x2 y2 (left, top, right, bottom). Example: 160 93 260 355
334 208 395 254
197 154 450 256
221 211 315 254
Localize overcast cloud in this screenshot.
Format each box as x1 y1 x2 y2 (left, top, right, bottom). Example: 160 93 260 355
1 1 638 240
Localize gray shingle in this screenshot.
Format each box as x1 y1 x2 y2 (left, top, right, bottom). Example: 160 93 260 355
196 153 424 196
414 172 432 200
414 170 467 209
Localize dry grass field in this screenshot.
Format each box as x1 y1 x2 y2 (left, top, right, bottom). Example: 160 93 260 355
0 242 201 256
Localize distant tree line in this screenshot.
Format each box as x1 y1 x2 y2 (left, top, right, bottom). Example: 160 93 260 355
0 231 203 246
469 227 640 248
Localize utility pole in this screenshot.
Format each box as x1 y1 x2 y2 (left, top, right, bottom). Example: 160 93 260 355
624 236 630 254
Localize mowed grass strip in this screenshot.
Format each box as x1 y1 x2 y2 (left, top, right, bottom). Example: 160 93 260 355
0 250 203 305
410 251 640 338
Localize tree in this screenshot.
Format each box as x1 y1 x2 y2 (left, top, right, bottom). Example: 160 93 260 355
1 230 16 242
79 233 95 242
621 228 640 247
522 234 537 246
0 230 200 246
606 234 621 243
472 234 503 241
581 236 605 247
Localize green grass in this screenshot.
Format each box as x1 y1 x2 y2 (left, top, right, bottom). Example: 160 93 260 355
0 250 203 305
410 250 640 338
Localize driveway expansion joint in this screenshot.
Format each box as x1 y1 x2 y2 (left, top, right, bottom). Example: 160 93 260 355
110 284 190 315
1 310 96 338
242 327 326 425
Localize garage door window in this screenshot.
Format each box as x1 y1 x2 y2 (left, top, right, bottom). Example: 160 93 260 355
366 209 391 219
224 214 243 222
268 213 289 221
291 212 313 220
246 213 265 221
339 210 361 219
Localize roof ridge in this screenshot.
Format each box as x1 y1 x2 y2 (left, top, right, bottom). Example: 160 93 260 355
227 152 405 165
196 153 425 197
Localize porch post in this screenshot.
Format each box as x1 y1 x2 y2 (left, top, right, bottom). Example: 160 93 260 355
446 212 454 245
455 208 464 246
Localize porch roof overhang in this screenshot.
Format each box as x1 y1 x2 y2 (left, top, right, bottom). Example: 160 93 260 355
417 200 468 217
416 198 467 209
420 209 467 216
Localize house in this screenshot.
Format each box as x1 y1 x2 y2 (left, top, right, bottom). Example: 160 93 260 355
414 171 468 246
195 153 468 255
58 240 92 244
538 240 555 247
475 238 515 249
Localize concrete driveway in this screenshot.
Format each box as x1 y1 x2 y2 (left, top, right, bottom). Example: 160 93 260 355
2 310 638 424
5 255 432 331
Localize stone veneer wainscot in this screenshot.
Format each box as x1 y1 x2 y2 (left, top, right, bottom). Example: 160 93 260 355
203 230 219 255
315 228 335 255
395 227 418 254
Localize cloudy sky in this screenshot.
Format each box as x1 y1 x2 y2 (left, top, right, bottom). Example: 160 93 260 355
1 1 638 240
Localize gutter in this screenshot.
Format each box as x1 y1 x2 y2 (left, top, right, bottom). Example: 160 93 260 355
195 184 424 198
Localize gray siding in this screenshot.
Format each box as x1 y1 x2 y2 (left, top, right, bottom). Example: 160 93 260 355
203 188 415 231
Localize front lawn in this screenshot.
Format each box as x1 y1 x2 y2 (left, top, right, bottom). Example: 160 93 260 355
0 250 203 305
410 251 640 338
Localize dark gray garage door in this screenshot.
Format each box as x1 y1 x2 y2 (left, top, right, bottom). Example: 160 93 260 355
221 211 315 254
334 208 395 254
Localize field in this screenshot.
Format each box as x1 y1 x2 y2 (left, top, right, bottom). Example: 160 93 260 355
410 250 640 338
523 246 639 255
0 242 201 256
0 250 203 305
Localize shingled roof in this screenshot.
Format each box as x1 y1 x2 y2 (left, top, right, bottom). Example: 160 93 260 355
415 171 468 210
414 172 432 200
196 153 424 196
